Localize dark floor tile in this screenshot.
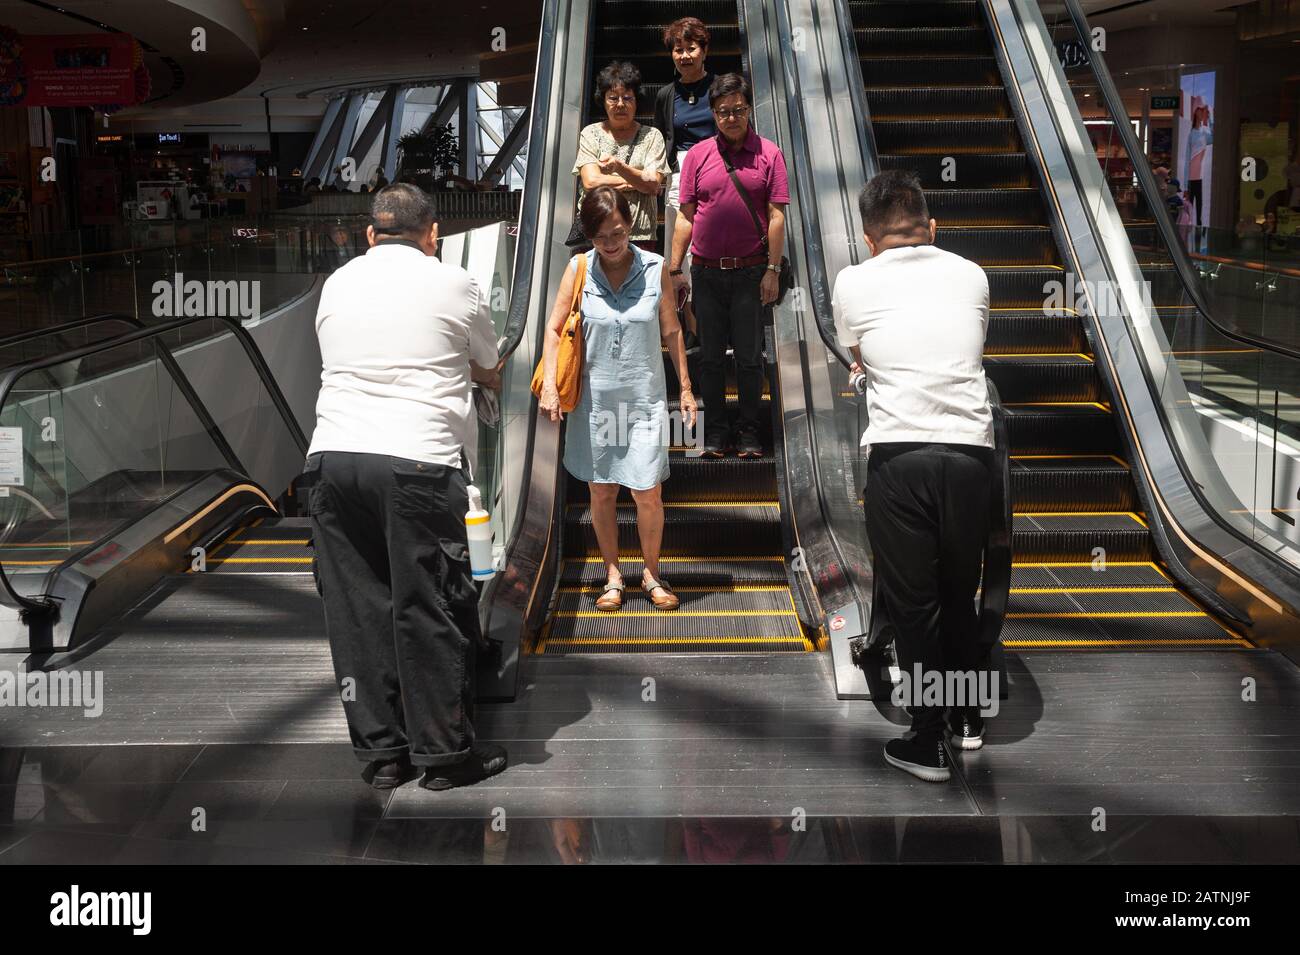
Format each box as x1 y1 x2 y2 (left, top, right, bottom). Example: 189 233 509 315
0 745 203 786
180 743 362 782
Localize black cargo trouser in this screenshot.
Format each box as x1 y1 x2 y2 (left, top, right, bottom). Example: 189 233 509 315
864 442 993 739
306 450 479 766
691 263 767 443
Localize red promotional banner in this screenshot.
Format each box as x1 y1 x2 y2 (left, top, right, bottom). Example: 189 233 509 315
0 26 148 108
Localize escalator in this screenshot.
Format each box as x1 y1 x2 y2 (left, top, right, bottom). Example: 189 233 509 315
841 0 1269 647
521 0 815 654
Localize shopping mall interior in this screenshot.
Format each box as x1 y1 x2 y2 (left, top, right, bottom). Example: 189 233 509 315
0 0 1297 869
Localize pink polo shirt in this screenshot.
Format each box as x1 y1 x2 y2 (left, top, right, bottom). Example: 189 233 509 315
678 129 790 260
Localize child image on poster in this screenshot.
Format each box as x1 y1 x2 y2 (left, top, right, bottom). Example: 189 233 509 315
1177 71 1215 239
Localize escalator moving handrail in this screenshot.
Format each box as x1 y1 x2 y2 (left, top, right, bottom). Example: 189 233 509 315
0 313 145 350
496 0 562 362
0 314 308 616
768 0 853 370
1055 0 1300 364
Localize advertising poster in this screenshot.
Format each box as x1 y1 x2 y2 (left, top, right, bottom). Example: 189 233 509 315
1176 70 1216 233
0 27 148 107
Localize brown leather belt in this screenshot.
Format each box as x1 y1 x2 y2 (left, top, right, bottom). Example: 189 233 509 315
692 253 768 270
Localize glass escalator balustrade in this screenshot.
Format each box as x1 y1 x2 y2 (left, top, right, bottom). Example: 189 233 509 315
1017 0 1300 569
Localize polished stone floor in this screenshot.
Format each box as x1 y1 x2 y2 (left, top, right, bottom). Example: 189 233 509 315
2 646 1298 864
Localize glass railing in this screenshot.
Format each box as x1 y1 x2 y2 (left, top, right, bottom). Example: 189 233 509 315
0 213 370 341
439 221 516 570
1017 0 1300 567
0 316 308 612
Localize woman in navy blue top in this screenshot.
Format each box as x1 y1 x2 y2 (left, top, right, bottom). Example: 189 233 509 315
653 18 718 349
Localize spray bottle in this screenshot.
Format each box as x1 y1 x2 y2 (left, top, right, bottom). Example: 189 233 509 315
465 484 494 581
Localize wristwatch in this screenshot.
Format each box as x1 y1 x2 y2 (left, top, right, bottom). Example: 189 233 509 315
765 263 781 274
670 268 683 276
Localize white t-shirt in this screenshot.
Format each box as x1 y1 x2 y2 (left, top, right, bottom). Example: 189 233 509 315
832 244 993 450
307 241 498 468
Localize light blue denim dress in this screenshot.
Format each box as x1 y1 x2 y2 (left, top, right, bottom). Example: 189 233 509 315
563 246 670 491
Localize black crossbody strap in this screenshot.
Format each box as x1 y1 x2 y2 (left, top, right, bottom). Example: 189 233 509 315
718 136 769 250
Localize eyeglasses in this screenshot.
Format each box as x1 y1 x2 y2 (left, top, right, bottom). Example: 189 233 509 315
713 106 750 120
605 94 636 105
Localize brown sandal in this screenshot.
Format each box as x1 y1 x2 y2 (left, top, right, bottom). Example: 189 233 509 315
642 574 679 611
595 578 625 612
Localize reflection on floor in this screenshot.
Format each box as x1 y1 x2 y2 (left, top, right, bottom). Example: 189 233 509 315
2 643 1299 863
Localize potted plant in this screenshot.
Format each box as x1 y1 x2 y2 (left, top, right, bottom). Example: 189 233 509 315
396 125 459 190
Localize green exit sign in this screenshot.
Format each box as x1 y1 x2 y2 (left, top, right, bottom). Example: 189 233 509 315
1151 95 1180 110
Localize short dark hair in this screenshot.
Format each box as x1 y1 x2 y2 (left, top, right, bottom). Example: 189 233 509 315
579 185 632 239
595 61 642 109
858 170 931 241
370 182 436 239
663 17 710 51
709 72 751 107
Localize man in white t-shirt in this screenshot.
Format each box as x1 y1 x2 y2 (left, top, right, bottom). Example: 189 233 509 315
832 169 995 783
305 183 507 792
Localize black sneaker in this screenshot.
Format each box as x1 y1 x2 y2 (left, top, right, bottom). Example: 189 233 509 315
945 708 985 751
700 435 728 458
362 755 418 790
419 743 508 791
736 428 762 459
883 735 950 783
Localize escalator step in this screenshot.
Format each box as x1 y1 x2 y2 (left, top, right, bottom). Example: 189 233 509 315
986 267 1067 307
563 503 783 557
999 614 1242 648
866 85 1010 119
850 1 981 29
939 227 1057 265
567 455 778 504
559 556 789 586
984 354 1100 403
1008 589 1203 615
1003 403 1118 454
986 311 1086 354
599 0 743 24
1013 512 1153 562
595 25 742 56
860 56 999 88
1009 562 1169 588
880 152 1031 189
872 118 1020 153
554 585 795 615
1010 456 1138 511
925 188 1044 225
206 518 313 572
855 26 986 54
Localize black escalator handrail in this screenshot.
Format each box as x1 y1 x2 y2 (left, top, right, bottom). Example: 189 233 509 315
0 314 307 616
768 0 853 371
979 380 1012 648
1056 0 1300 364
496 0 561 361
0 313 145 351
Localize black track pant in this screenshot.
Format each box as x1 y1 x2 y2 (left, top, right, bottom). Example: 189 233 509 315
864 442 992 739
306 450 479 766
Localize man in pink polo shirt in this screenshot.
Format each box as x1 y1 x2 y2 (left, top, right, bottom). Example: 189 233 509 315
669 72 789 459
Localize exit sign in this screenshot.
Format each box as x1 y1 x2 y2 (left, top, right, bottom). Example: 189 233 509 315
1151 95 1179 110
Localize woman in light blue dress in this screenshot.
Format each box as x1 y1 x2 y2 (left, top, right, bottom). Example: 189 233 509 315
539 186 697 612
